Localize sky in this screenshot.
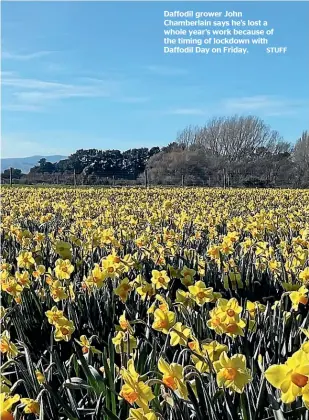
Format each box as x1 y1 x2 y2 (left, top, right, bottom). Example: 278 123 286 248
1 1 309 158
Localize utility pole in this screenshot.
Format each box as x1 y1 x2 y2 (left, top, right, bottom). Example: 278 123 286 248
145 169 148 188
9 167 13 186
223 168 226 189
73 169 77 187
112 175 115 187
181 174 185 188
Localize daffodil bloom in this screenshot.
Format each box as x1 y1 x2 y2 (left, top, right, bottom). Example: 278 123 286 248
265 350 309 404
16 251 35 269
0 262 11 271
102 256 122 279
175 289 194 308
188 339 201 354
213 352 252 393
0 376 11 393
226 231 239 243
114 278 132 302
147 294 169 314
49 280 68 302
1 278 23 300
36 370 46 384
197 258 206 277
0 393 20 420
180 266 195 287
289 286 308 310
45 306 65 325
55 259 74 280
112 331 137 354
151 270 170 290
0 306 7 321
15 271 31 288
76 335 101 354
181 266 196 278
269 259 280 272
158 357 188 399
118 312 133 333
54 318 75 342
34 232 45 243
20 398 40 414
215 298 243 321
1 269 9 283
208 298 246 337
0 331 18 359
105 250 122 265
246 301 266 319
122 254 135 271
294 342 309 361
163 200 172 210
168 265 181 279
299 267 309 285
211 292 223 303
32 265 46 278
220 240 234 255
207 307 226 335
225 319 247 337
120 360 154 411
188 281 214 306
191 340 228 373
158 297 171 313
152 308 176 334
99 358 120 377
127 408 157 420
169 322 191 347
181 274 195 287
101 228 116 245
85 264 106 289
136 279 156 301
147 302 156 315
207 245 221 261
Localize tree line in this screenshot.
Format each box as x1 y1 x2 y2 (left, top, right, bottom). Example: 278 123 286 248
2 115 309 188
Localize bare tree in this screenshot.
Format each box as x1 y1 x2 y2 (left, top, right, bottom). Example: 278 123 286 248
176 125 201 148
294 131 309 169
176 116 283 163
293 131 309 187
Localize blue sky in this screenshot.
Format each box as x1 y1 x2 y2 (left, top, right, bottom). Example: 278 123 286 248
1 1 309 158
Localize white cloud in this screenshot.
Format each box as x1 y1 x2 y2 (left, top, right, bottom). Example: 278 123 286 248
2 104 44 112
3 76 112 95
2 50 53 60
2 74 118 110
2 72 149 110
222 95 308 117
168 108 206 116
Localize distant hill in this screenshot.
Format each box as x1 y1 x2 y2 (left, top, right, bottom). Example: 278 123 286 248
1 155 67 173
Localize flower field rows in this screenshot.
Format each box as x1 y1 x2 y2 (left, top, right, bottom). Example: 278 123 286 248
1 186 309 420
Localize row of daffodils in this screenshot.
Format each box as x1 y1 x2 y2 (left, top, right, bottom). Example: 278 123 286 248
1 186 309 419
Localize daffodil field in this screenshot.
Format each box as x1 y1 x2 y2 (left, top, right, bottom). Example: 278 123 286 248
1 186 309 420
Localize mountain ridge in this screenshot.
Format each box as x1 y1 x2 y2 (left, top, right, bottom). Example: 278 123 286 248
1 155 67 173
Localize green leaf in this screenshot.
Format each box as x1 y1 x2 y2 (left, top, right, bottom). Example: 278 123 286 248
63 377 92 390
